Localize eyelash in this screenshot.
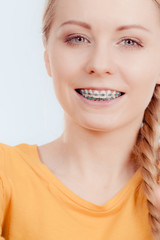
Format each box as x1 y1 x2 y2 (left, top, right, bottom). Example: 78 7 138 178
64 35 143 49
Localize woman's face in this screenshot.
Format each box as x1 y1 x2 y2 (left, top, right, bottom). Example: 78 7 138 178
44 0 160 132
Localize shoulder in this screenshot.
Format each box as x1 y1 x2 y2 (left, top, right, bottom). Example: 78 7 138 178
0 142 38 176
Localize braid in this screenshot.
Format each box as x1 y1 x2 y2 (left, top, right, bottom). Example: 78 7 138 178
132 85 160 239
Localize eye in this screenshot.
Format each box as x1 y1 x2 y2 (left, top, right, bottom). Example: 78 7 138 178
119 38 143 48
64 35 90 46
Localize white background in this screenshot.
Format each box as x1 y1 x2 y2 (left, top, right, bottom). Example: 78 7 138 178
0 0 64 146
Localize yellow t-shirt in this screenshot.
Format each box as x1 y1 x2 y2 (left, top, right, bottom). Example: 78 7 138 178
0 142 153 240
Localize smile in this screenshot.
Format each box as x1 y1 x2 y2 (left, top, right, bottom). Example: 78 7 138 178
76 89 125 101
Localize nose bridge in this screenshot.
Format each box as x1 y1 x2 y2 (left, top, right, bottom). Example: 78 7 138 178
86 39 114 76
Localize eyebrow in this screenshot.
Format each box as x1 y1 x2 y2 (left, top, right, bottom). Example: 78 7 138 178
59 20 151 33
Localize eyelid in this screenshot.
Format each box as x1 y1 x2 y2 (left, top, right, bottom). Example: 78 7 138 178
118 36 143 45
64 34 90 43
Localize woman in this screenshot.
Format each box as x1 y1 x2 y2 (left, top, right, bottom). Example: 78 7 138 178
0 0 160 239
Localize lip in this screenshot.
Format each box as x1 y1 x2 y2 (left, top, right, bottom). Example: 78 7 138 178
74 89 125 107
75 88 125 94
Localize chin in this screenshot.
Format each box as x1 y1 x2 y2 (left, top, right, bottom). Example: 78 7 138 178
78 118 119 133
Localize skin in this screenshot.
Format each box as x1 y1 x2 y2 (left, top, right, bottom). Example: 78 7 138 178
41 0 160 205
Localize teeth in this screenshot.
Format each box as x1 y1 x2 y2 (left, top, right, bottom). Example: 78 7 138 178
80 89 122 100
99 90 107 99
112 91 117 99
107 90 112 99
93 90 99 98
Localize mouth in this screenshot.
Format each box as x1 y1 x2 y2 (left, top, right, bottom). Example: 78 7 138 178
75 88 125 101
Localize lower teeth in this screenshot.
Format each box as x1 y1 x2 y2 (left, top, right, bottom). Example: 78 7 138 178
82 96 119 101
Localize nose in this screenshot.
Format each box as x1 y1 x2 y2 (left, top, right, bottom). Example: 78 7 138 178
85 43 115 77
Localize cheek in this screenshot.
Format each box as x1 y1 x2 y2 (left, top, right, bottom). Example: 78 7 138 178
49 46 84 80
119 51 157 89
116 45 159 82
48 50 72 95
117 53 158 110
49 46 87 104
48 47 80 109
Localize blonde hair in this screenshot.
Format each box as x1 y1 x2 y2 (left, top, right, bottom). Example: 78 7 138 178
42 0 57 45
41 0 160 239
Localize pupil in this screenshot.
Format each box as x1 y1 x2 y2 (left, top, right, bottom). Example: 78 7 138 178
128 40 132 45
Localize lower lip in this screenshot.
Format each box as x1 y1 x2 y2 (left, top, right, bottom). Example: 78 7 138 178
75 90 125 107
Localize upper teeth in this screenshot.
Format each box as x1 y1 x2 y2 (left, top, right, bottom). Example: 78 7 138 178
80 89 121 99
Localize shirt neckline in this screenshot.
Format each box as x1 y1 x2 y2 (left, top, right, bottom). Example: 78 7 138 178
29 144 142 213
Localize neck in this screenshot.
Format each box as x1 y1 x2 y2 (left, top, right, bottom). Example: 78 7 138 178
58 113 142 181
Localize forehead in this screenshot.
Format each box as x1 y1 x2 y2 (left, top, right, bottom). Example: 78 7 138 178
54 0 160 31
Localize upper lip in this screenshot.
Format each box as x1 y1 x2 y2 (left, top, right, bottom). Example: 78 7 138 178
76 87 125 93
